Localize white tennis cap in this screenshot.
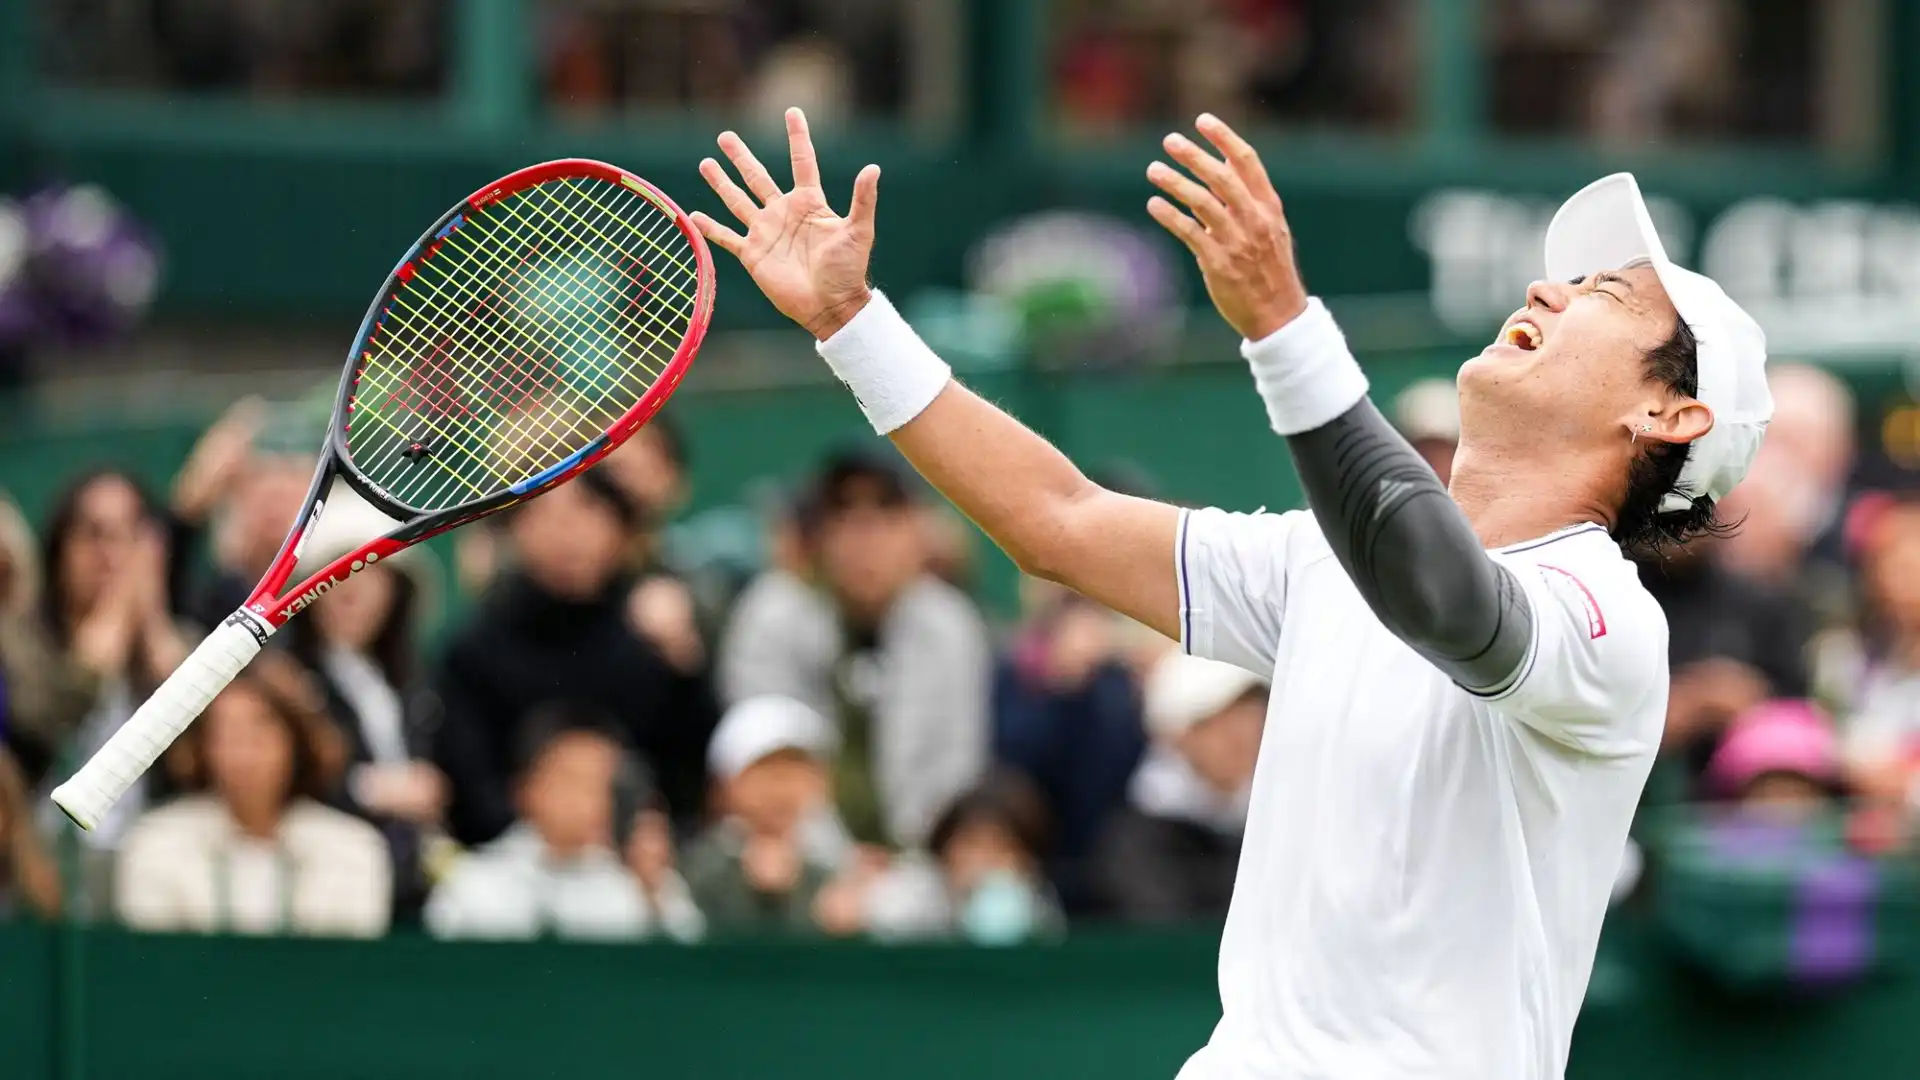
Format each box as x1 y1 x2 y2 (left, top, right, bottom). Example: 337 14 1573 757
1544 173 1772 511
1144 653 1266 740
707 695 839 780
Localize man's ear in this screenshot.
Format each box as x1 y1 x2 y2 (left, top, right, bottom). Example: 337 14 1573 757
1632 399 1715 446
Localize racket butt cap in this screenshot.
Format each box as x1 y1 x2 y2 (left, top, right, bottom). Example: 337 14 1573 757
50 783 101 832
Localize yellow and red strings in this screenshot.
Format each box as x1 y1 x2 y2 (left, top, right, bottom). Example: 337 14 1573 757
347 176 699 511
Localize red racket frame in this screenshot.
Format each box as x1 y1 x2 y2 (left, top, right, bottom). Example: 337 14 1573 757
238 159 715 634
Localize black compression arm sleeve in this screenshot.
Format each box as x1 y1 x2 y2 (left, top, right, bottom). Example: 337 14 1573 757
1284 399 1532 693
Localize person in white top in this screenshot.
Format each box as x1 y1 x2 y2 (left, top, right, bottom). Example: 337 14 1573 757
116 654 390 938
425 704 704 943
691 109 1773 1078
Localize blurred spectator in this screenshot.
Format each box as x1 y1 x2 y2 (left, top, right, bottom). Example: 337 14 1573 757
116 655 390 937
286 547 447 921
433 470 719 845
602 416 692 529
1490 0 1822 144
720 449 989 849
1052 0 1415 133
1706 700 1843 821
862 771 1064 945
164 397 265 630
1393 377 1461 487
167 400 314 636
36 470 190 865
426 704 702 942
994 579 1146 914
0 492 100 786
617 772 691 927
916 503 979 594
682 695 847 933
1655 699 1897 990
540 0 931 120
0 747 60 920
1721 363 1860 609
1839 499 1920 814
45 0 448 98
1638 537 1812 770
1720 365 1863 708
1094 653 1264 922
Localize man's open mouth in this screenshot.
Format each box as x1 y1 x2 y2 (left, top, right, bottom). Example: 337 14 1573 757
1503 318 1543 351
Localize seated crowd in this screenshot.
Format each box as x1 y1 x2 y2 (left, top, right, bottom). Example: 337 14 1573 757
0 361 1917 944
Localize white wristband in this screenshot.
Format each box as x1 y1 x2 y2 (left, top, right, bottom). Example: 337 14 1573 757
815 290 953 435
1241 297 1369 436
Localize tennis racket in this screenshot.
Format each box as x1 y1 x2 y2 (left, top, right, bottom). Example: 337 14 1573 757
52 159 715 830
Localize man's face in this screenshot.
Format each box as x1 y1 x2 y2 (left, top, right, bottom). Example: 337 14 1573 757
518 731 619 856
723 750 828 839
1866 506 1920 633
204 684 295 813
228 457 313 575
815 484 923 621
603 427 685 516
1457 265 1691 455
510 483 627 600
940 819 1031 897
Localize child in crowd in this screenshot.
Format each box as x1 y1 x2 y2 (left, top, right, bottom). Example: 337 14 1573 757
863 771 1064 945
682 695 848 932
425 704 702 942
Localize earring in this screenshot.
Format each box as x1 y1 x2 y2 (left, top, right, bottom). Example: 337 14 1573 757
1632 423 1652 444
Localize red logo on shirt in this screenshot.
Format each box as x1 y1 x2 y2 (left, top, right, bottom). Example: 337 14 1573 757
1539 564 1607 639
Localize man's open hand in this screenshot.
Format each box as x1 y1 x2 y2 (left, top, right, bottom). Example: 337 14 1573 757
1146 114 1308 342
694 107 880 341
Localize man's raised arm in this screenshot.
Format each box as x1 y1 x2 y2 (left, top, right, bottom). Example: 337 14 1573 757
1143 114 1532 693
692 109 1182 640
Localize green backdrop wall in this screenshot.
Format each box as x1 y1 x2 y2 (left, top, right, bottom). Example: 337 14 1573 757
1 915 1916 1080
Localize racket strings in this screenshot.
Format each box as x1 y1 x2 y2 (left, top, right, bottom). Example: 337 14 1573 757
366 235 629 487
345 175 700 511
352 176 692 494
407 183 695 474
360 203 653 492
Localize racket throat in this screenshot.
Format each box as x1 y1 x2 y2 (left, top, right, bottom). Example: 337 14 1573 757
223 607 278 647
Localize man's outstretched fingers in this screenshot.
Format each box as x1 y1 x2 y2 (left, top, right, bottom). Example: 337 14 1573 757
1195 113 1282 206
1147 196 1210 258
690 212 744 256
699 158 759 224
848 164 881 230
786 107 823 191
1164 132 1252 214
1147 161 1230 234
717 130 782 203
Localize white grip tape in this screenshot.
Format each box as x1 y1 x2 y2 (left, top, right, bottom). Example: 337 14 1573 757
51 613 268 830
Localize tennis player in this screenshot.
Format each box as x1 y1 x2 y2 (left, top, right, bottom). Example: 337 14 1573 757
695 108 1771 1080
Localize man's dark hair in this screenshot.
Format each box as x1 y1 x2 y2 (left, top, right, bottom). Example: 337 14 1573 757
928 770 1054 862
512 701 628 783
1614 319 1736 556
648 412 689 473
798 447 915 539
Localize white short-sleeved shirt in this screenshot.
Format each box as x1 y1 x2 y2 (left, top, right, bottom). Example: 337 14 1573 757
1173 508 1668 1080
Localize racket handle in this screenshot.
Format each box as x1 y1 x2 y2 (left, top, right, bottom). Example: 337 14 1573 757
51 613 269 831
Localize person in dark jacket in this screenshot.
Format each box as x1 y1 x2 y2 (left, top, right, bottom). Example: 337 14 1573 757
433 468 719 846
1636 537 1812 782
1095 652 1265 923
993 579 1145 915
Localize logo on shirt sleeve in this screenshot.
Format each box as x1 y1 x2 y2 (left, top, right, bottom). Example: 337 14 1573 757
1538 564 1607 639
